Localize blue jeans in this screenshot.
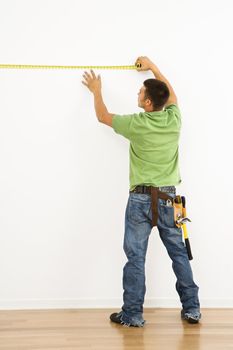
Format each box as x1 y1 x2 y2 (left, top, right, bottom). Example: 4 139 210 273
120 189 200 326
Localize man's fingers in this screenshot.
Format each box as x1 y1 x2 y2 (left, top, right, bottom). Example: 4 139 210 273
83 70 96 79
83 70 98 83
82 71 92 83
82 69 100 89
83 71 91 79
82 74 89 82
90 69 96 79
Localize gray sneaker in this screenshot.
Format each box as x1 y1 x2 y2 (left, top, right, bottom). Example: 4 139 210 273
181 309 201 324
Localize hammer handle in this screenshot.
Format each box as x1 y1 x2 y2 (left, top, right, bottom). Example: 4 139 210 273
181 196 193 260
185 238 193 260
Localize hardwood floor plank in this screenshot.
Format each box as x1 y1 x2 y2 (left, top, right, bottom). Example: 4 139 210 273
0 308 233 350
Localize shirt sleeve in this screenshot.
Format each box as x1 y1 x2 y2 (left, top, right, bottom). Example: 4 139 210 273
165 104 182 128
112 113 135 140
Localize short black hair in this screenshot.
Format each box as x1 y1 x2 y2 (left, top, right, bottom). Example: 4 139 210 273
143 79 170 109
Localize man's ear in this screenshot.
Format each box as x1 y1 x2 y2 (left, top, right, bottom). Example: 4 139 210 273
145 98 152 106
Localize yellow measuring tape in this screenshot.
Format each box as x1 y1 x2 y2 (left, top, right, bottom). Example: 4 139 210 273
0 63 141 70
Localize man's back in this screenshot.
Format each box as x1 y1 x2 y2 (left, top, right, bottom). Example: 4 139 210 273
112 104 182 191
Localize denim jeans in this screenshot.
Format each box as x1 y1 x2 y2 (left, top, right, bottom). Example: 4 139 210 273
120 189 200 327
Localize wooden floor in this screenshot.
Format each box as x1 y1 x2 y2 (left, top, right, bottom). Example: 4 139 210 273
0 308 233 350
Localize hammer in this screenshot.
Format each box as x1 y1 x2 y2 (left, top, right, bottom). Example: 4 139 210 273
181 196 193 260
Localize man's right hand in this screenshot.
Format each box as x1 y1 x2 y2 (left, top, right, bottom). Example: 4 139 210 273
135 56 156 71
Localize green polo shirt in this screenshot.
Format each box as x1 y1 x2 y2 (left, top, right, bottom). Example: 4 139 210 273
112 104 182 191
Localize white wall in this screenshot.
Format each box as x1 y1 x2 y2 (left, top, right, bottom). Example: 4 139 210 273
0 0 232 310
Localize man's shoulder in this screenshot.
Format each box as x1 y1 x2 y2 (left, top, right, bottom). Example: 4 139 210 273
112 112 140 119
164 103 180 112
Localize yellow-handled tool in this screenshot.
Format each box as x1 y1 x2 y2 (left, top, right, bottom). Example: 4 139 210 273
181 196 193 260
173 195 193 260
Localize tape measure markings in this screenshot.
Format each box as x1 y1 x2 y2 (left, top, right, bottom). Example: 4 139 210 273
0 64 141 70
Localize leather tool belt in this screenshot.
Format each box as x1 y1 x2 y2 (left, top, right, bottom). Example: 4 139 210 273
129 185 176 227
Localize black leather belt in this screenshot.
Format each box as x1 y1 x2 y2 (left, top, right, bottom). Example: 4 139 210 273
129 185 176 227
130 185 176 195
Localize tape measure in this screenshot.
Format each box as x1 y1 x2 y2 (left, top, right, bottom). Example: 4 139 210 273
0 63 142 70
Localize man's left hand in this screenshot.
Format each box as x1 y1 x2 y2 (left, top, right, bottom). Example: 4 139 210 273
82 69 101 93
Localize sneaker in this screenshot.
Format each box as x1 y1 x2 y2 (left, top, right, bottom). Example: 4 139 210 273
110 312 123 325
181 309 201 324
110 311 144 327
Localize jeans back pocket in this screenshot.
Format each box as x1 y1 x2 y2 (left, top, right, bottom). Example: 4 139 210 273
128 194 151 224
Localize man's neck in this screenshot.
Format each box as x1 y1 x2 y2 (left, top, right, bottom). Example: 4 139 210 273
144 107 163 112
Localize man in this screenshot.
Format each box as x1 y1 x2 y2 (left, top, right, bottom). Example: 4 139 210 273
82 56 201 327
